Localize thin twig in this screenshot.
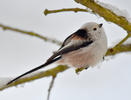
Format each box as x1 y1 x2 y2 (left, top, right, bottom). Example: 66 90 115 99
106 44 131 56
115 33 131 48
106 33 131 55
47 75 56 100
0 24 62 45
44 8 88 16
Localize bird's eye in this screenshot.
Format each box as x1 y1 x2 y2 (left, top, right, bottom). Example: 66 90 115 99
93 28 97 31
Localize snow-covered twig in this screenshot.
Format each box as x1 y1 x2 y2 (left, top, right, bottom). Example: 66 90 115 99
75 0 131 32
97 1 131 22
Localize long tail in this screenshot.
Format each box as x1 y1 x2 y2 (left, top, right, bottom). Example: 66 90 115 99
7 56 61 85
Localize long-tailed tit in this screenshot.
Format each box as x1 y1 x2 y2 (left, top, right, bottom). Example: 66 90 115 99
7 22 107 85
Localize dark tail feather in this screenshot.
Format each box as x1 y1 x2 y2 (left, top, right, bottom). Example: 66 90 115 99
7 56 61 85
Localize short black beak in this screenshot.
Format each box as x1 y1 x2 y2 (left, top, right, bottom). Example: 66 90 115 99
99 23 103 28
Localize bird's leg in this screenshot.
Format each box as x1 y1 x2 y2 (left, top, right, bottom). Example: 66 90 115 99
85 67 89 70
103 56 105 60
75 67 88 74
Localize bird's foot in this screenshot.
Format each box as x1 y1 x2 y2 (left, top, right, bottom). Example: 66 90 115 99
75 67 88 74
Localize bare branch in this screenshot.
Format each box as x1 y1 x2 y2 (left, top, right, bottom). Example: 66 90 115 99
106 33 131 55
47 75 56 100
106 44 131 56
0 24 62 45
114 34 131 48
44 8 88 15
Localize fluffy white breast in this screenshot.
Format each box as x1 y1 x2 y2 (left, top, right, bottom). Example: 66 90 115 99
57 22 107 68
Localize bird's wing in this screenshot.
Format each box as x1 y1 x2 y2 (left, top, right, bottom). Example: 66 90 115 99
7 29 93 85
59 29 89 49
46 29 93 63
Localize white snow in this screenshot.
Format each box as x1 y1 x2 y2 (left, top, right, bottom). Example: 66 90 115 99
123 37 131 45
97 1 131 22
0 77 12 88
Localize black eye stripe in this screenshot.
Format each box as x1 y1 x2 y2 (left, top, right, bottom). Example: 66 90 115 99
75 29 88 39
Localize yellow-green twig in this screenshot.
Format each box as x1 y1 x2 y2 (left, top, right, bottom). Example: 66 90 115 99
106 33 131 55
44 8 88 15
47 75 56 100
0 65 68 91
115 33 130 48
106 44 131 56
0 24 61 45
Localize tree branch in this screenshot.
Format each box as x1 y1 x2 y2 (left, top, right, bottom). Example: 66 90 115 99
106 44 131 56
44 8 88 15
0 24 62 45
47 75 56 100
0 65 68 91
74 0 131 32
114 34 130 48
106 33 131 55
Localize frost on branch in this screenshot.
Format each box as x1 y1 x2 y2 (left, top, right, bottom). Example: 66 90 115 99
97 1 131 22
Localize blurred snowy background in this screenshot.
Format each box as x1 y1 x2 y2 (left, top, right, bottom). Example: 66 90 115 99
0 0 131 100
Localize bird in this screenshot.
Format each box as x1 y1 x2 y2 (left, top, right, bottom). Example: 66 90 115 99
7 22 107 85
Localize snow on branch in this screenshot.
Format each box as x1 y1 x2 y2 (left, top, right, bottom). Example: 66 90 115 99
97 1 131 22
0 78 11 89
75 0 131 32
